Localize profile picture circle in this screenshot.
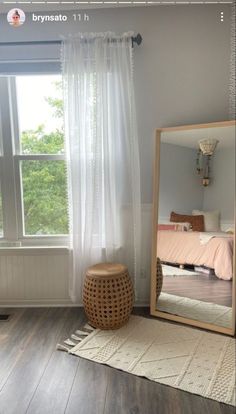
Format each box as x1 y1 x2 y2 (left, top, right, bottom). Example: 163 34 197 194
7 8 25 27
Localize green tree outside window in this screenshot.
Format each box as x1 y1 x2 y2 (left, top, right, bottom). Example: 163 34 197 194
21 82 69 236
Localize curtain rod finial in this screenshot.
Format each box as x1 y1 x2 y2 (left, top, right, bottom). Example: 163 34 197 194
132 34 142 47
136 34 142 46
136 33 143 45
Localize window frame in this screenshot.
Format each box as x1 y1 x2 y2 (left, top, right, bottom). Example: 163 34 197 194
0 75 69 247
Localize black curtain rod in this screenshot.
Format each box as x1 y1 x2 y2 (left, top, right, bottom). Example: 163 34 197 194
0 34 142 48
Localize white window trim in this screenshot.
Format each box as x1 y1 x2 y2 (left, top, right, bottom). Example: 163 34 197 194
0 75 69 247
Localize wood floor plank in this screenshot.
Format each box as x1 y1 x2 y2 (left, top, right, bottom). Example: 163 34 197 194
65 358 108 414
0 308 49 388
175 390 236 414
0 308 69 414
0 308 24 345
163 275 232 306
103 368 189 414
26 309 87 414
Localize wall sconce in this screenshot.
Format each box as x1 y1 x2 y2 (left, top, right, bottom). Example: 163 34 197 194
196 139 219 186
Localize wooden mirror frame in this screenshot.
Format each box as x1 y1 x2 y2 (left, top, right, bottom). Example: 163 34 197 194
150 120 236 336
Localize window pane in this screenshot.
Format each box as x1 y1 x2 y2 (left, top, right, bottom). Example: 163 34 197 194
16 75 64 155
0 188 3 237
21 161 68 235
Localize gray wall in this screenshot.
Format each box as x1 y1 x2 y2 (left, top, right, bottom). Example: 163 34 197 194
159 143 235 224
159 143 203 219
203 148 235 221
0 5 231 203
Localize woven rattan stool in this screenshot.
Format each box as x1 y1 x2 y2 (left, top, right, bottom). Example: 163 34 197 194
83 263 134 330
156 257 163 300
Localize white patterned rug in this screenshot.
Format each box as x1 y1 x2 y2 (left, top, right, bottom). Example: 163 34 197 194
157 293 232 328
162 265 198 276
57 316 236 406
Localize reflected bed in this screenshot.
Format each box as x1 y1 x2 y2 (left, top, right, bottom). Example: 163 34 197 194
157 230 234 280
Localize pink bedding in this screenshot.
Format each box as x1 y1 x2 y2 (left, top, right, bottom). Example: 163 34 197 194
157 230 234 280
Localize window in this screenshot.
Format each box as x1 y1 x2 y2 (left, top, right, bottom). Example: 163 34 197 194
0 74 69 245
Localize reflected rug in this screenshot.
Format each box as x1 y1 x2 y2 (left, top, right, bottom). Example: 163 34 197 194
162 265 198 276
57 315 235 406
157 293 232 328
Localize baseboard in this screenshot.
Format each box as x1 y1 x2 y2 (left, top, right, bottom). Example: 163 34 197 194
0 300 149 308
0 299 77 307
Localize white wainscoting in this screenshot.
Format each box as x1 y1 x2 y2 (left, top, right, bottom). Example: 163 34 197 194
0 248 71 306
0 205 153 306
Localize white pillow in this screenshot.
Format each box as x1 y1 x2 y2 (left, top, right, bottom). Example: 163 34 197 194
192 210 220 232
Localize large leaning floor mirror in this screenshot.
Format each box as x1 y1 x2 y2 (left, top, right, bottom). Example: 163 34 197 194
151 121 235 336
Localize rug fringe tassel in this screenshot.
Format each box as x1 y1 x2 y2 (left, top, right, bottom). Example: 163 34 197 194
64 339 76 346
56 343 71 352
75 329 90 336
84 323 95 331
56 322 94 353
71 334 82 341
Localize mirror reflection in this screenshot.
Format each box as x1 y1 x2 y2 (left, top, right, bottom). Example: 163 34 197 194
156 123 235 329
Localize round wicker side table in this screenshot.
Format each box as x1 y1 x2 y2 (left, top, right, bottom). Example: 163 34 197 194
83 263 134 330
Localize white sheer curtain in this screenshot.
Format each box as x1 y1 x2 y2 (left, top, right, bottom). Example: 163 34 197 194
62 32 141 303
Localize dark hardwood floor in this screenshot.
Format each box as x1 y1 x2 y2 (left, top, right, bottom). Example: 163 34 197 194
0 307 235 414
162 274 232 306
